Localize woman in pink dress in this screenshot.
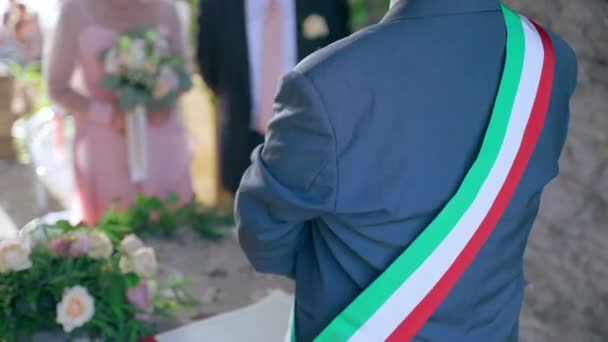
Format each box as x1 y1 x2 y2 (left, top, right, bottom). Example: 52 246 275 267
45 0 193 225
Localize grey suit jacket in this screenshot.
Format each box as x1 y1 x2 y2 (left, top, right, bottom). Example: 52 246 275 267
236 0 577 340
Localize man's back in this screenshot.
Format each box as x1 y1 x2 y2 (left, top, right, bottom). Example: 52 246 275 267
236 0 577 340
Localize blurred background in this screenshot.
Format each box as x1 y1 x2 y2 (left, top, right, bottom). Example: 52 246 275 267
0 0 605 341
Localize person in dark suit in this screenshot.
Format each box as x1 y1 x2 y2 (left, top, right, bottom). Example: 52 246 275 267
235 0 577 340
196 0 350 195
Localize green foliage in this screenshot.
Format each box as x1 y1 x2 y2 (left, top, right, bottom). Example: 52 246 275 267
349 0 392 30
96 194 233 241
6 60 51 118
0 246 153 341
184 0 200 43
0 221 201 341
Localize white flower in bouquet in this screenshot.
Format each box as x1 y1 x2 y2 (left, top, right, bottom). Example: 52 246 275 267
131 247 157 278
87 230 113 259
104 48 121 74
154 65 179 99
154 31 170 57
0 238 32 273
56 286 95 333
28 225 60 246
119 234 145 255
127 39 148 68
119 255 133 274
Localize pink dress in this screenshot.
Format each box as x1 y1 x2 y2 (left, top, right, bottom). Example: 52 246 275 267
45 0 193 225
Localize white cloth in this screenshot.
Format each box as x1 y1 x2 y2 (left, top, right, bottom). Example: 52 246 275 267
245 0 297 130
155 291 294 342
126 105 148 182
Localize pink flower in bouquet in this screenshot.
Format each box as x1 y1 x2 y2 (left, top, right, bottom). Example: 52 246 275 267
49 237 71 256
154 66 178 99
126 282 152 312
69 231 91 257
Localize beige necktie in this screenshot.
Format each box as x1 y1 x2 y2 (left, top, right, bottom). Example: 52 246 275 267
256 0 284 135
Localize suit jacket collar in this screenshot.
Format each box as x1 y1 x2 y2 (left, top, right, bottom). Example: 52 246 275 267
382 0 500 22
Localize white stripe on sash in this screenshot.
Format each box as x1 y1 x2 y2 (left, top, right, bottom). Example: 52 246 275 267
349 17 545 341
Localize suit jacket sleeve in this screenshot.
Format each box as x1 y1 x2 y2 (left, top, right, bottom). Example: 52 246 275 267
196 0 219 92
236 71 337 279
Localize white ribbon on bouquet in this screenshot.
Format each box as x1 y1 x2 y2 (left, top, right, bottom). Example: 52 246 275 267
126 104 148 183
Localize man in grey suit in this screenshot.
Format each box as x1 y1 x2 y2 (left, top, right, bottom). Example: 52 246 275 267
236 0 577 340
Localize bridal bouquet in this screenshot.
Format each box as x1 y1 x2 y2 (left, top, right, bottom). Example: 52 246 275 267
100 28 191 111
0 224 195 342
99 28 192 182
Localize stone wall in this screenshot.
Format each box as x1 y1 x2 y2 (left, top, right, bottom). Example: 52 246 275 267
504 0 608 341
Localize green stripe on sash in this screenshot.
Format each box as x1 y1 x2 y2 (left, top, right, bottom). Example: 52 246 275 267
311 6 526 341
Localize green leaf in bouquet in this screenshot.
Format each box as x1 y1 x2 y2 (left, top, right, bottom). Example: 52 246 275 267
101 74 122 89
55 220 73 233
107 274 127 321
119 36 132 49
125 273 140 288
178 71 193 91
144 29 156 42
164 57 180 66
150 92 177 112
117 87 142 111
150 55 161 66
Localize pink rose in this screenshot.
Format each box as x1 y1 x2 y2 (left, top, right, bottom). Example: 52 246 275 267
126 282 152 312
69 231 91 258
49 237 70 256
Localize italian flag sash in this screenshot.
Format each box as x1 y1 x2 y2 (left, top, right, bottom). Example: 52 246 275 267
291 5 556 342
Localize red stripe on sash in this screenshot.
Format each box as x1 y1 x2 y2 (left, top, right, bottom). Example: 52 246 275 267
387 23 555 342
138 337 157 342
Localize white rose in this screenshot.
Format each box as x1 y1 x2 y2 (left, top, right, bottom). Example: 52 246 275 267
56 286 95 333
131 247 157 278
119 234 144 256
0 238 32 273
119 255 133 274
87 231 113 259
128 39 148 67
